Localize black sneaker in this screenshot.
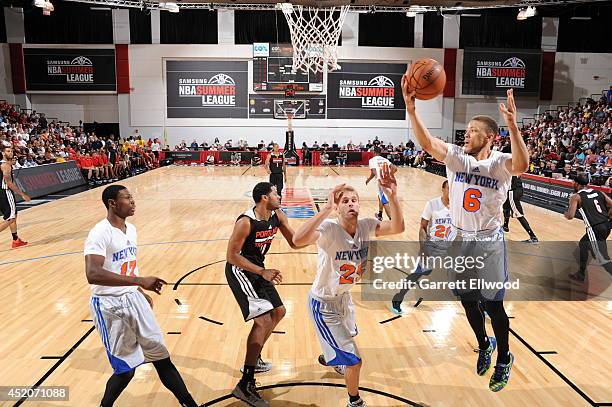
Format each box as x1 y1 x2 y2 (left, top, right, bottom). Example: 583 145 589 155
231 380 268 407
240 356 272 374
390 300 402 314
523 237 539 244
347 397 367 407
502 225 509 233
477 337 496 376
489 353 515 392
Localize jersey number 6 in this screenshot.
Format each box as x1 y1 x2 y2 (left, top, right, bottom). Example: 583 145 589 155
463 188 482 212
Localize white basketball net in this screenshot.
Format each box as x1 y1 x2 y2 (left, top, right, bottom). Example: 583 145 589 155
280 3 350 74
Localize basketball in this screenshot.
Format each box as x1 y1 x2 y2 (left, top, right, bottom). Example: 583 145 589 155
406 58 446 100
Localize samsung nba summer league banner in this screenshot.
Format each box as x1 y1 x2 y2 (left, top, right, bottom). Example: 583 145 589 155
166 61 248 119
462 49 542 96
23 48 116 92
327 63 407 120
13 161 86 201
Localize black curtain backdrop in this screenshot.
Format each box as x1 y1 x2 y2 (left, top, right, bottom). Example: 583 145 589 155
459 10 542 49
0 7 6 43
423 13 443 48
235 11 291 44
24 2 113 44
556 4 612 52
359 13 414 47
160 10 217 44
129 8 152 44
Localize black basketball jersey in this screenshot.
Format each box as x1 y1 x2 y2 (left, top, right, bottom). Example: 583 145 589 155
0 160 12 190
237 208 280 268
577 189 609 227
269 153 284 174
510 176 522 191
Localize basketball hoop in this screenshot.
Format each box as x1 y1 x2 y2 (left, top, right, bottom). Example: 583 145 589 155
280 3 350 74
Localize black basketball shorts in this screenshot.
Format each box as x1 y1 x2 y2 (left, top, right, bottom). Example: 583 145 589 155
225 262 283 321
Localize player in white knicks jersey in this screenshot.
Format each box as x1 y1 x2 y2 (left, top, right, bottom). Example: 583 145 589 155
403 76 529 392
84 185 201 407
366 149 397 221
293 165 404 407
391 180 452 313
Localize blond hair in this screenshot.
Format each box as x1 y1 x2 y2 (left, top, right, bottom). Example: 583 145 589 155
337 185 359 201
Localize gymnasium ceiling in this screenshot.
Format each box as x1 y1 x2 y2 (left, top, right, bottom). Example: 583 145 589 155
54 0 612 11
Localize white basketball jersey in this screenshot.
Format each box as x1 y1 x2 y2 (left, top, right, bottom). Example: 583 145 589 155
368 155 392 180
421 197 452 241
444 144 512 234
84 218 139 296
311 218 380 299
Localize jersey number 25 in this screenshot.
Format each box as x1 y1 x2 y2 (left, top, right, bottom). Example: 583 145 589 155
339 263 363 285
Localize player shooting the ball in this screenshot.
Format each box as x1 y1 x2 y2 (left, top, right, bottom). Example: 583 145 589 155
403 59 529 392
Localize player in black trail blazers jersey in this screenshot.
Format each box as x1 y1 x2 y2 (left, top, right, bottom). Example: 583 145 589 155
502 175 539 243
0 145 30 248
564 174 612 282
225 182 302 407
265 143 286 202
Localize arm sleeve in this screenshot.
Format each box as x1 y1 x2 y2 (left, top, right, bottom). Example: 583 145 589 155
84 226 109 257
421 200 433 221
495 152 514 180
316 220 332 247
442 144 465 172
363 218 381 238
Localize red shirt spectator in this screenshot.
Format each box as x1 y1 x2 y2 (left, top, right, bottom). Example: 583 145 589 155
100 153 109 165
80 156 93 168
92 154 102 167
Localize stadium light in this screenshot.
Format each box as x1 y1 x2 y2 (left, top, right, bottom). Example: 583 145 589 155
160 2 179 12
517 6 536 20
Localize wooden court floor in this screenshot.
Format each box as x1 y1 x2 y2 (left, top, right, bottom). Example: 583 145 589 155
0 165 610 407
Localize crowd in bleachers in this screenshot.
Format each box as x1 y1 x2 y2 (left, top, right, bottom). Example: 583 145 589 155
3 89 610 187
493 92 612 186
0 102 159 186
175 135 428 168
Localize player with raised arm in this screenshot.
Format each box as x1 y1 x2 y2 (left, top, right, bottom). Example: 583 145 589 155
292 164 404 407
403 73 529 391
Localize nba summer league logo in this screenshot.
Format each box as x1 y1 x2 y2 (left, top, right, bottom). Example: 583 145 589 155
475 57 527 88
338 76 396 108
177 74 237 107
46 56 94 84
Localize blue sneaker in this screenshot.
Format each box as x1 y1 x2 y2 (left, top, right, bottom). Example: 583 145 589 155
489 352 514 392
477 337 496 376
